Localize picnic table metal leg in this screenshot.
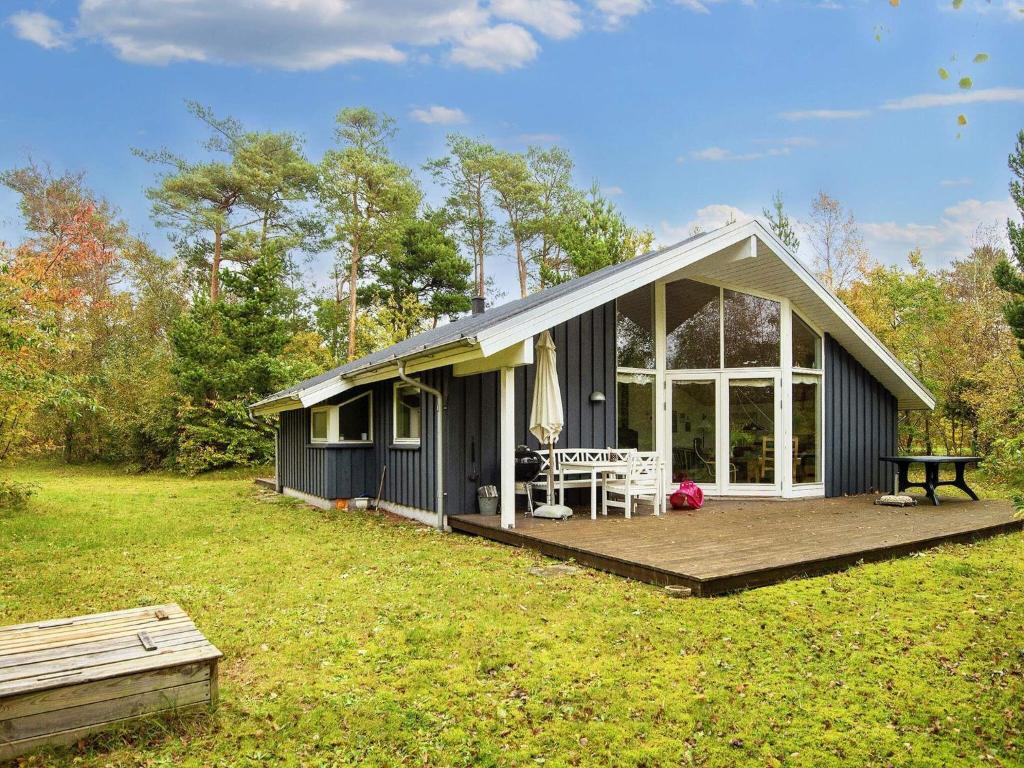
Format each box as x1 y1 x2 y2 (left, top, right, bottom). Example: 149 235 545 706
896 462 911 494
954 462 979 501
924 463 940 506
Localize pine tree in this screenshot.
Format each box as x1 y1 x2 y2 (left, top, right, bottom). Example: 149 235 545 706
763 191 800 252
365 216 473 339
553 184 653 283
993 129 1024 357
170 249 314 474
319 108 420 360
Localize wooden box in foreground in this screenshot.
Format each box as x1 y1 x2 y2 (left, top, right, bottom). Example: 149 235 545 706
0 603 221 761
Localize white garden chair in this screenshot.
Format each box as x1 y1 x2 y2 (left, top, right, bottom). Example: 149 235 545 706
601 451 664 519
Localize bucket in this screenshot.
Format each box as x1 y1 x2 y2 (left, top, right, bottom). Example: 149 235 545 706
478 485 499 516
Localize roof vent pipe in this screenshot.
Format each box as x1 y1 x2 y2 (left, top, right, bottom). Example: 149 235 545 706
471 296 486 315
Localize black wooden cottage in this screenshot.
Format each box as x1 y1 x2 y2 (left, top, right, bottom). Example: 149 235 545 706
251 220 934 530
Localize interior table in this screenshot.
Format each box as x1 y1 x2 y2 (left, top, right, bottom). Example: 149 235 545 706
879 455 981 506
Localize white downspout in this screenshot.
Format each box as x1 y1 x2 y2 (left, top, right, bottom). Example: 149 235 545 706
397 363 446 531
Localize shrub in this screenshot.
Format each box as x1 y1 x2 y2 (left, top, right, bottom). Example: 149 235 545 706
174 398 275 476
980 435 1024 489
0 478 36 510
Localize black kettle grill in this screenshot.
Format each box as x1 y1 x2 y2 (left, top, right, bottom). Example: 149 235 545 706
514 445 544 483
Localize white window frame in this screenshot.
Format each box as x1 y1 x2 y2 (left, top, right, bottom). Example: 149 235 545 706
791 307 823 372
642 275 829 498
310 405 336 445
392 382 422 446
337 391 374 445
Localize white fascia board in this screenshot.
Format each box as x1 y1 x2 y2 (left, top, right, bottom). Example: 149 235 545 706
452 338 533 376
299 378 350 408
250 396 302 416
753 222 936 411
474 220 756 357
294 341 488 409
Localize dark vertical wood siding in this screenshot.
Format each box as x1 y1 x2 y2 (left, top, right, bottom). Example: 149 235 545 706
277 301 616 514
278 391 379 501
446 301 618 514
278 409 333 499
824 334 898 497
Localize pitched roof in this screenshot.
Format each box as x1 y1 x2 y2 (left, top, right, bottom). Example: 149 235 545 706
252 232 706 410
251 220 935 413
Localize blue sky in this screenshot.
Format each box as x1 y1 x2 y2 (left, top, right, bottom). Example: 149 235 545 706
1 0 1022 294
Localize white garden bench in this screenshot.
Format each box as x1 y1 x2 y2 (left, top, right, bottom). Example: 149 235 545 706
518 448 635 514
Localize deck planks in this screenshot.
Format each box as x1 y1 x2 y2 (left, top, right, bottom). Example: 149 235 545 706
450 495 1023 596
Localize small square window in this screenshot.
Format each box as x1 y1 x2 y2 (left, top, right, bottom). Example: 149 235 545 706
310 407 331 443
393 383 422 444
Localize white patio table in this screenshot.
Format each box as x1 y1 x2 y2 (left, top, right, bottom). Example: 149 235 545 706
559 458 630 520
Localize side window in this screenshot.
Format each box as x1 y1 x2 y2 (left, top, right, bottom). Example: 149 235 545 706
310 406 331 443
338 392 373 443
393 383 422 444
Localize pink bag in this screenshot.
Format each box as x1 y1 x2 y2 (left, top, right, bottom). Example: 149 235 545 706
670 480 704 510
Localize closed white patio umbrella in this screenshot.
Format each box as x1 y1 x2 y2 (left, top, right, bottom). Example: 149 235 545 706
530 330 573 519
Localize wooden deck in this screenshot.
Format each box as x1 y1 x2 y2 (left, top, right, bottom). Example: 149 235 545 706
449 495 1022 596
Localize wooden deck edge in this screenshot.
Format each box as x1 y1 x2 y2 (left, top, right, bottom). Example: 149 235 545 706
698 517 1024 596
448 515 1024 598
447 517 705 595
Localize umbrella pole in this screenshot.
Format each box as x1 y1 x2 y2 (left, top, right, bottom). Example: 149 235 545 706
547 441 556 504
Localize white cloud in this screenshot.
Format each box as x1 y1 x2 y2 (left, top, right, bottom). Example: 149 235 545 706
603 185 624 196
491 0 581 39
881 87 1024 111
660 204 753 243
674 0 714 13
691 146 735 161
8 11 70 49
5 0 570 71
778 108 871 121
594 0 648 29
450 23 539 70
861 198 1015 265
410 105 468 124
939 178 973 188
779 87 1024 125
688 139 803 162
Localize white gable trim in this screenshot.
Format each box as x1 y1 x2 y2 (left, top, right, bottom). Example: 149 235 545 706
753 222 935 410
253 219 933 415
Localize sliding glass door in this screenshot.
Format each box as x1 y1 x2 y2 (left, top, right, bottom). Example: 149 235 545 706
727 376 780 491
668 372 782 495
669 375 719 493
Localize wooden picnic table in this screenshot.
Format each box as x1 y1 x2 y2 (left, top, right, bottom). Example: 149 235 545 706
879 455 981 506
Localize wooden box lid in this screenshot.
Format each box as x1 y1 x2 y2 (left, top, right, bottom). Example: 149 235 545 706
0 604 222 699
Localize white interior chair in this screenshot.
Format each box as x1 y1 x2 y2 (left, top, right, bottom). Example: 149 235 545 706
601 451 664 519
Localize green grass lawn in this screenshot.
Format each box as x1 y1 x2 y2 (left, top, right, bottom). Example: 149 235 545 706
2 462 1023 767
